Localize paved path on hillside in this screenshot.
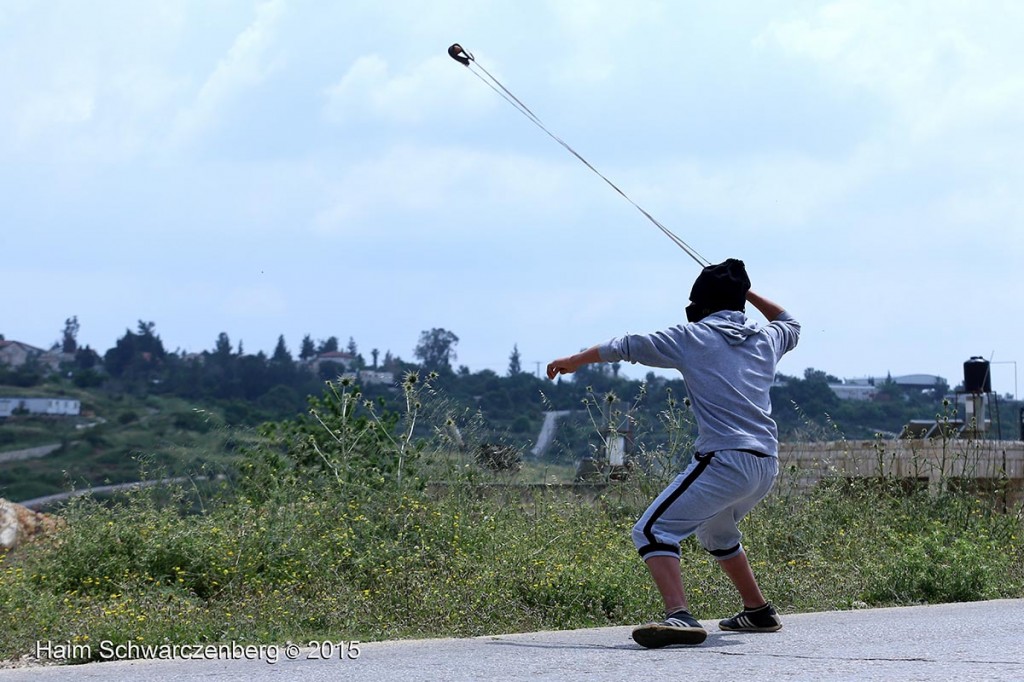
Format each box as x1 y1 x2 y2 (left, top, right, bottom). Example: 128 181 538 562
2 599 1021 681
18 476 222 510
0 444 61 465
530 410 573 457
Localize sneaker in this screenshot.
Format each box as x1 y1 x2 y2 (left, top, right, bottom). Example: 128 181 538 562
718 602 782 632
632 610 708 648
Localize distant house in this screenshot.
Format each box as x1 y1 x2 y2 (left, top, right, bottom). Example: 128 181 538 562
888 374 946 390
357 370 395 386
308 351 358 377
38 349 73 373
0 340 46 368
828 382 878 401
0 397 81 418
0 340 73 373
828 374 946 401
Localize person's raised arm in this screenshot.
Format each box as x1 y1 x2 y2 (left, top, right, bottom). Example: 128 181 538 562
546 345 603 379
746 290 785 322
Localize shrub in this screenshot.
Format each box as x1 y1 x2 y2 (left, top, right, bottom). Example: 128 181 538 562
172 409 213 433
475 443 521 471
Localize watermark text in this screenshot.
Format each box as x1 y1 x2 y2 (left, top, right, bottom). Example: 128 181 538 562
35 639 361 664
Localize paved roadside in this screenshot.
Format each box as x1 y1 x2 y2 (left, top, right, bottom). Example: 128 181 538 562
1 599 1021 681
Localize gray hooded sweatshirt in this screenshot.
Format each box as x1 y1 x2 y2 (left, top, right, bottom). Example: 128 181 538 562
597 310 800 457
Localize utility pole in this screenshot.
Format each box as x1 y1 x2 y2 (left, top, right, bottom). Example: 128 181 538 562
991 360 1018 400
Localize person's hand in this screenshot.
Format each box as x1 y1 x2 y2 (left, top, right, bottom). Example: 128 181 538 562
546 355 579 379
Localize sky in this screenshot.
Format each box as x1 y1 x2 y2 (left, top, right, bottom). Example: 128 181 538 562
2 1 1022 398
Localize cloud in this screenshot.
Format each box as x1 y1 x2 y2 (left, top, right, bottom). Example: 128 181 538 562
614 142 882 236
310 144 577 238
0 2 195 163
322 52 492 126
2 11 99 150
757 1 1024 140
721 1 1024 260
172 0 287 143
14 77 96 142
547 0 669 85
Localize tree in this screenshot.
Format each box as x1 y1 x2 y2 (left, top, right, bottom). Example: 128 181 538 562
317 336 339 354
574 353 611 384
371 348 379 369
238 352 271 400
214 332 233 359
75 345 101 370
929 377 950 400
508 343 522 376
770 369 840 433
61 316 80 354
271 335 292 364
103 320 166 380
201 332 241 399
345 337 366 369
269 335 296 388
299 334 316 361
805 368 841 384
414 328 459 373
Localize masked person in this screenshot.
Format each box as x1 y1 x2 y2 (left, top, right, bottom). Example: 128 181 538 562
546 259 800 647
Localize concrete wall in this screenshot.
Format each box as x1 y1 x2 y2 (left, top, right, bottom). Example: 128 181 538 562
779 439 1024 504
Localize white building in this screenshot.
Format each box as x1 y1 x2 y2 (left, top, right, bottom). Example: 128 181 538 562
0 397 81 418
358 370 395 386
828 374 947 401
828 383 878 401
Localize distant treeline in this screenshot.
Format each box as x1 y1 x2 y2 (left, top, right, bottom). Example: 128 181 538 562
4 320 1008 449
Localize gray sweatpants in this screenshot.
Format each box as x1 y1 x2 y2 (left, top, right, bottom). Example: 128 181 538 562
632 449 778 562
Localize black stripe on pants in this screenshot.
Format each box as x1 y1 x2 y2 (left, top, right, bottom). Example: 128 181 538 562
637 452 714 559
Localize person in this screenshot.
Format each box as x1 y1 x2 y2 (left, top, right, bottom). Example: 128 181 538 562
546 258 800 648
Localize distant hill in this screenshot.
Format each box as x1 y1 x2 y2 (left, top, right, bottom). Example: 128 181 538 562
3 361 1019 502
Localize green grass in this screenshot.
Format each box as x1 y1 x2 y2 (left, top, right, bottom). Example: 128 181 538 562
0 394 250 502
1 375 1021 664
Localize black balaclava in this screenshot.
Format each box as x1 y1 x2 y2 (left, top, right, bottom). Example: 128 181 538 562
685 258 751 323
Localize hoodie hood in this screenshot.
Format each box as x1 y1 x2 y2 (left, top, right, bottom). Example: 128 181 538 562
700 310 759 346
687 258 751 320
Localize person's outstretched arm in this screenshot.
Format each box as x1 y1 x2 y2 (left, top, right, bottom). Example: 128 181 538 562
746 290 785 322
547 345 603 379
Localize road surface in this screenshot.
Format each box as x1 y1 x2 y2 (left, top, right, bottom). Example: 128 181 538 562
2 599 1021 681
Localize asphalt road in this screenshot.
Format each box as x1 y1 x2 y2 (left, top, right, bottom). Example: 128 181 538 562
2 599 1022 681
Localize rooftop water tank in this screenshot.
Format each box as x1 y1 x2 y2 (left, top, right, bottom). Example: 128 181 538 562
963 356 991 394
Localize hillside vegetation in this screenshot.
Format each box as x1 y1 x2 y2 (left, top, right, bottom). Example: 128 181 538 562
3 320 1021 502
3 358 1022 502
1 374 1021 664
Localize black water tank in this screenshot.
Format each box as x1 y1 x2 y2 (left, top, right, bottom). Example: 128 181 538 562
963 356 991 393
